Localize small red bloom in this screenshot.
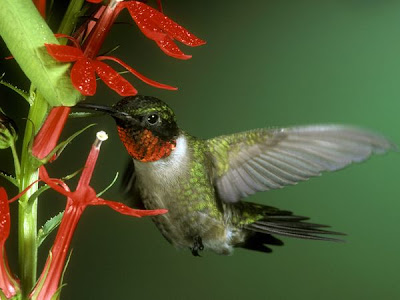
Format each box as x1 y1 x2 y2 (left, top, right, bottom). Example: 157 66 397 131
0 188 20 298
32 106 70 160
45 0 204 96
45 36 176 96
118 1 206 60
30 132 167 299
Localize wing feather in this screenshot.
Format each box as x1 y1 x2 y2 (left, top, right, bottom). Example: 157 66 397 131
207 125 395 203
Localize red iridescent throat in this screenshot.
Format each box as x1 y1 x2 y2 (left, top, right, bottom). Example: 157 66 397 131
117 127 176 162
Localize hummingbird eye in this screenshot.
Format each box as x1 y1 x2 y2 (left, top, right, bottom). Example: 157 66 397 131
146 113 159 125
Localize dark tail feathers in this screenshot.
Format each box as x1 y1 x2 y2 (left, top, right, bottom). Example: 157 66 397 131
239 207 345 253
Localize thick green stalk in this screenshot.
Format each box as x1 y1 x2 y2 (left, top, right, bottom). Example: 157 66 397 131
18 92 48 297
0 0 81 107
1 0 85 296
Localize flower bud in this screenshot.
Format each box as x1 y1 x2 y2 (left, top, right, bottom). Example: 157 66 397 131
0 108 17 149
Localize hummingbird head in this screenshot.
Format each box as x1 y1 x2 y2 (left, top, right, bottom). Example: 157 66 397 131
78 95 179 162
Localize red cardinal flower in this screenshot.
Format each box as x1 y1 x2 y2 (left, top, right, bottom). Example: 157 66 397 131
30 131 167 299
32 106 70 160
0 188 20 299
118 1 206 59
45 35 176 96
86 0 163 12
45 0 204 96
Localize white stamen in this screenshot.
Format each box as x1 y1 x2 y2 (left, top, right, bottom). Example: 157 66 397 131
94 131 108 148
96 131 108 141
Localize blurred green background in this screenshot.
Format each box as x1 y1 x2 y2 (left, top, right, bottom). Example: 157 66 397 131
1 0 400 299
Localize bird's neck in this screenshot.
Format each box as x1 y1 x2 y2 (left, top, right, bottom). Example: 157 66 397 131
117 126 177 162
133 134 191 186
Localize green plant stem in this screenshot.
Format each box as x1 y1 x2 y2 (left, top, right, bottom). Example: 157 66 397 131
10 142 21 180
0 0 81 107
18 91 48 297
10 0 85 296
57 0 86 37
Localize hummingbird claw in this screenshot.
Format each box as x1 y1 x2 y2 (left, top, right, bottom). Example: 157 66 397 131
191 236 204 257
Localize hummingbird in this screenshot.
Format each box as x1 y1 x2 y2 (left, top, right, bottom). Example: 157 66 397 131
77 95 395 256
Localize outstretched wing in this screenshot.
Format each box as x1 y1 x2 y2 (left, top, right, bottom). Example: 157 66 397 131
207 125 395 203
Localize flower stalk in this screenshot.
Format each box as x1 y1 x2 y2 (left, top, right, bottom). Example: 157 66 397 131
17 93 48 297
0 0 205 298
31 131 167 299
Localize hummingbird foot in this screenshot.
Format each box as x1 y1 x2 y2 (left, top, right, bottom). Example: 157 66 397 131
190 236 204 257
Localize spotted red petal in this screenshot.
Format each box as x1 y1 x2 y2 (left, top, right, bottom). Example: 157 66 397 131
0 187 19 298
86 0 103 3
122 1 206 59
92 60 137 96
94 198 167 217
155 35 192 60
45 44 84 62
98 55 177 91
70 58 97 96
144 5 205 47
0 188 10 244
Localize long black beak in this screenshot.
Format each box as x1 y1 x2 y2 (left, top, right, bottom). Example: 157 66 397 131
75 103 130 121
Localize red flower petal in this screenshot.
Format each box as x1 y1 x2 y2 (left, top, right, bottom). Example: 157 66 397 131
93 198 167 217
8 179 41 203
30 204 83 300
44 44 84 62
0 188 10 244
92 60 137 96
122 1 206 59
70 58 97 96
144 5 206 47
32 106 70 160
0 188 19 298
33 131 167 299
98 55 177 91
155 35 192 60
86 0 103 3
54 34 82 49
39 166 71 198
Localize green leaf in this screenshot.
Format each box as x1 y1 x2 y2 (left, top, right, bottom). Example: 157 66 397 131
28 185 51 205
59 250 73 296
68 112 99 119
49 251 72 300
40 123 96 165
28 167 82 205
0 74 31 105
54 123 96 159
62 168 83 181
0 288 7 300
0 170 18 187
0 0 82 106
97 172 119 197
37 211 64 248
